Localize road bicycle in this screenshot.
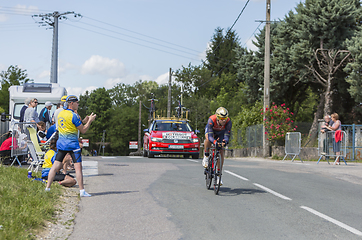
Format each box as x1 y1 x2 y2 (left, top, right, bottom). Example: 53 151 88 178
204 143 223 195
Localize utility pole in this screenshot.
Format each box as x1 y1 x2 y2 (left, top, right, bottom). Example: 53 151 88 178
167 68 172 118
263 0 271 157
32 11 81 83
138 100 142 152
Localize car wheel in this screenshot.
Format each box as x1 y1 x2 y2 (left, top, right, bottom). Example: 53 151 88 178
143 149 148 157
148 152 154 158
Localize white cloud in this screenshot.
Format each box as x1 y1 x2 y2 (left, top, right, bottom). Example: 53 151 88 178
245 37 258 51
198 43 210 61
104 78 123 89
14 4 39 14
66 86 97 97
154 72 169 85
0 13 8 22
59 61 76 74
0 63 7 71
81 55 127 78
37 70 50 79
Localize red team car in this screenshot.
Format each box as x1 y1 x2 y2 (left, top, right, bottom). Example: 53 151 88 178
143 118 200 158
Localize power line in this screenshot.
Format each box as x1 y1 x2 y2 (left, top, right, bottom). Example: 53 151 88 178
242 22 263 48
83 16 200 54
229 0 251 32
62 22 202 62
72 20 199 57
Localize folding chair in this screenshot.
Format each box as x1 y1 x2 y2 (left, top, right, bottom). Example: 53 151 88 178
26 127 46 172
27 142 44 172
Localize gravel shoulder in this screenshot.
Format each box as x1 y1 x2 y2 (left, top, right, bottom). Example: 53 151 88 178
35 187 80 240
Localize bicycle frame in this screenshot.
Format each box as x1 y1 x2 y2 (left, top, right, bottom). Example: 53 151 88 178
205 143 223 194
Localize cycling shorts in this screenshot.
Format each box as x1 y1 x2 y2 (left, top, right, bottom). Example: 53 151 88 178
55 149 82 163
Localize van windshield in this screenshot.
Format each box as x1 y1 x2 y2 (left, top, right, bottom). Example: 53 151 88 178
13 103 58 120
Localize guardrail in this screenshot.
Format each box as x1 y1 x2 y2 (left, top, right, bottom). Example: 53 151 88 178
283 132 302 162
317 130 347 165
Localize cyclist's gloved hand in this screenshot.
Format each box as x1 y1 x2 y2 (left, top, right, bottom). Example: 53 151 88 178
222 139 227 147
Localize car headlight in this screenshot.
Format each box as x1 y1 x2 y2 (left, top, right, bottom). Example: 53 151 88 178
151 137 163 142
191 138 199 143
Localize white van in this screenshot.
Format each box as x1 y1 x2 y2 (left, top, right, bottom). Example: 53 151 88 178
9 82 67 121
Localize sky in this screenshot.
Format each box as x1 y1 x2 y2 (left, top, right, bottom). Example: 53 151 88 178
0 0 304 97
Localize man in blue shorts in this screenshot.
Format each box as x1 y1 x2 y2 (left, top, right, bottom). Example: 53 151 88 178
202 107 232 185
45 95 96 197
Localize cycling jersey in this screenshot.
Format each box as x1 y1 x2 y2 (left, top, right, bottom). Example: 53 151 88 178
56 109 82 151
205 114 232 145
41 149 56 178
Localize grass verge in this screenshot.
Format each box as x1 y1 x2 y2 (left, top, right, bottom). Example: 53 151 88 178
0 165 63 240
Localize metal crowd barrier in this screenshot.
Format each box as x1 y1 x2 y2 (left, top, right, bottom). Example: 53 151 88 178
10 122 37 166
283 132 302 162
317 130 347 165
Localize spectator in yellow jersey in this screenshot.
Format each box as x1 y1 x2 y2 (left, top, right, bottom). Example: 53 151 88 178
45 95 96 197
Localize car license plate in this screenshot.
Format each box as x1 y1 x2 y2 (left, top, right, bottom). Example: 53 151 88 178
169 145 184 149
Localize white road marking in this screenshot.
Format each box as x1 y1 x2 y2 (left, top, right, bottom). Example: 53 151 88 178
128 156 143 158
253 183 292 201
102 156 116 159
82 161 98 177
225 170 249 181
187 159 199 163
300 206 362 236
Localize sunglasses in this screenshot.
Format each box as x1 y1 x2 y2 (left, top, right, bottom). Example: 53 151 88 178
33 101 38 104
218 117 227 121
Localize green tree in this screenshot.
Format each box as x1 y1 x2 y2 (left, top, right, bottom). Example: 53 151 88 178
86 88 112 135
234 46 264 104
345 30 362 103
291 0 361 117
78 88 112 149
0 65 32 113
107 105 139 155
205 27 240 77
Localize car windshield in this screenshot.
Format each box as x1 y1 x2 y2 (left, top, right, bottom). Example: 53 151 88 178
153 122 192 131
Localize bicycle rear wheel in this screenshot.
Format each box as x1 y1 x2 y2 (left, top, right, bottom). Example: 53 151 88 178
213 153 222 195
205 156 212 189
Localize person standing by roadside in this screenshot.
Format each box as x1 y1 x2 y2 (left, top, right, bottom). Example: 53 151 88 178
325 113 342 165
19 98 31 122
45 95 96 197
39 101 53 129
24 98 40 124
320 115 334 156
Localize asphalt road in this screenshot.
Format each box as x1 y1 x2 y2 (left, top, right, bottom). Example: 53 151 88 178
69 156 362 240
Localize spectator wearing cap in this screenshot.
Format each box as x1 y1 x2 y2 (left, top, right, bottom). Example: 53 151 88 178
45 95 97 197
20 98 31 122
39 101 53 129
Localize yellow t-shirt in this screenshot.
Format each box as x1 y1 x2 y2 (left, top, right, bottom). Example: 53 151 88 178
42 149 56 169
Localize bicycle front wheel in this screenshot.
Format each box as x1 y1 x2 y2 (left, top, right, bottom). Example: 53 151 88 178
213 152 222 195
205 156 212 189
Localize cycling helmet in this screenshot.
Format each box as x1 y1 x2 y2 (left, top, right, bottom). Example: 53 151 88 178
215 107 228 120
66 95 79 102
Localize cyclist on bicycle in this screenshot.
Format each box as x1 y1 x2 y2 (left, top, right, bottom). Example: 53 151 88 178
202 107 232 184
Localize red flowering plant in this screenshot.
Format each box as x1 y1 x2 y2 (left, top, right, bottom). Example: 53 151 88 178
261 102 298 143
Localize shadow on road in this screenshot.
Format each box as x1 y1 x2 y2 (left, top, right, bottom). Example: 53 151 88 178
93 173 114 177
216 187 266 196
90 191 139 196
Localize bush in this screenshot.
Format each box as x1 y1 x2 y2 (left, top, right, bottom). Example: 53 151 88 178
262 103 298 143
